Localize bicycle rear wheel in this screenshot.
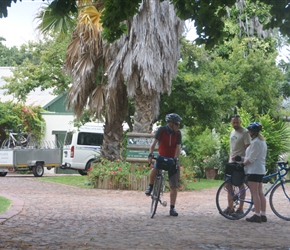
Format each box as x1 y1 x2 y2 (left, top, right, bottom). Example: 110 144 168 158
269 180 290 221
216 180 253 220
150 176 162 218
19 133 28 147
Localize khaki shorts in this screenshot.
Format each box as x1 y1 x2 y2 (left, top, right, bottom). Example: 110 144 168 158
153 162 180 188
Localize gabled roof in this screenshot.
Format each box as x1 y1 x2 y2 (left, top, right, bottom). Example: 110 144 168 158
0 67 60 107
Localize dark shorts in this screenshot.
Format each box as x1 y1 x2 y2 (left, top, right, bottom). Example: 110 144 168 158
247 174 264 183
153 162 180 188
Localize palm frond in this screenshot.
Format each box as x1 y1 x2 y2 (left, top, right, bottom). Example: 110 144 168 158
65 5 104 118
88 84 105 118
106 0 184 97
35 4 76 36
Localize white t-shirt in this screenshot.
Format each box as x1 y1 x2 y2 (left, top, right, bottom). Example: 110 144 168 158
229 127 251 162
244 137 267 175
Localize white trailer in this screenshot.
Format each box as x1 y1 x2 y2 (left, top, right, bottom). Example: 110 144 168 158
0 147 61 177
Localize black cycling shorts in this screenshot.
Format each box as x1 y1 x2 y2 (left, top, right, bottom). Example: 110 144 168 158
247 174 264 183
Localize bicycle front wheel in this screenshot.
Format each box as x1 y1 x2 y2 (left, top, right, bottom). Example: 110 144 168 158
216 180 253 220
269 180 290 221
150 176 162 218
1 139 13 148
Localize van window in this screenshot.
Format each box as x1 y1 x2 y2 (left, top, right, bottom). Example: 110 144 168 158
77 132 103 146
64 132 73 145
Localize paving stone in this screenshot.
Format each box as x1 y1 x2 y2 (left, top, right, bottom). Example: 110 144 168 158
0 173 289 249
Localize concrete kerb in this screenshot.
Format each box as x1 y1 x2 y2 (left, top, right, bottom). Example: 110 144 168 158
0 193 24 224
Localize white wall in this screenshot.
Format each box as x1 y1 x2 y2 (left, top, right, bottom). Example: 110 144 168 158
42 113 74 142
41 113 74 174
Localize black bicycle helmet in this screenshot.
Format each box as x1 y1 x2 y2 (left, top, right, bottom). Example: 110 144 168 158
247 122 262 132
165 113 182 123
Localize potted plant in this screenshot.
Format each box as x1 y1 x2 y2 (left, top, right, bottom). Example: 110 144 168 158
202 153 222 179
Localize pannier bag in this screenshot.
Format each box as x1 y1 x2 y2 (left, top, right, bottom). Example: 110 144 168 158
225 162 245 186
156 155 175 171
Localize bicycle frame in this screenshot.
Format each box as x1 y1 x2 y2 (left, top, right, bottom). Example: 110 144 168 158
228 162 289 200
2 124 29 148
216 161 290 220
262 162 290 198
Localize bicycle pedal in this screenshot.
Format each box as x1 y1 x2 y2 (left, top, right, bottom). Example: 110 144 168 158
162 201 167 207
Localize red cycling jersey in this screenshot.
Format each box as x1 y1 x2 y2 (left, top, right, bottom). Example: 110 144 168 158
155 126 182 158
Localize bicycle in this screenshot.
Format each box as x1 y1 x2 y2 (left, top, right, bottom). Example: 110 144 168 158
216 161 290 221
1 124 38 148
150 166 168 218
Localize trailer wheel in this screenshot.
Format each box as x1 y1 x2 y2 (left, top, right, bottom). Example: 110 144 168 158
33 164 44 177
0 172 7 177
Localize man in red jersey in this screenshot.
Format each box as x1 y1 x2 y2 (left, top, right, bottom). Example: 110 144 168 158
146 113 182 216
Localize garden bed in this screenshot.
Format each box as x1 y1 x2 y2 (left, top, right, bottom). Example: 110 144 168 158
94 174 149 190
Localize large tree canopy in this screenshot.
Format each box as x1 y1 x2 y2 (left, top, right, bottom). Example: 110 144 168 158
1 0 289 47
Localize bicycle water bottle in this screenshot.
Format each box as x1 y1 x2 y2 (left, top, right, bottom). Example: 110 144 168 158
263 182 272 194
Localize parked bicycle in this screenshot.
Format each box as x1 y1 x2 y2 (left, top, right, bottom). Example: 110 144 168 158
216 161 290 221
1 124 38 148
148 157 169 218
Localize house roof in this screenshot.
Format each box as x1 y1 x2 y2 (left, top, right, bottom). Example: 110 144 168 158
0 67 59 107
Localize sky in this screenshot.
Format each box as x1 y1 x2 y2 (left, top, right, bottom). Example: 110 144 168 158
0 0 45 48
0 0 197 48
0 1 288 61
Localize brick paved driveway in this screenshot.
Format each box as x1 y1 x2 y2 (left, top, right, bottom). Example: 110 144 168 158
0 173 290 249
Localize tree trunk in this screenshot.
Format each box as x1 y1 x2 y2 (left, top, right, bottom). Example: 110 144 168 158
133 85 159 133
101 79 128 160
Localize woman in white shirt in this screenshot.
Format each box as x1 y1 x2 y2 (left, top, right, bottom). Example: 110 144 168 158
243 122 267 223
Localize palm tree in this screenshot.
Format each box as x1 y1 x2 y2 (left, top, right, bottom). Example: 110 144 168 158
37 1 129 160
36 0 183 159
107 0 183 132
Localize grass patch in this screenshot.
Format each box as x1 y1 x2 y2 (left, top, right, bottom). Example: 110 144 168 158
39 176 93 189
38 175 224 191
0 196 12 214
185 179 224 191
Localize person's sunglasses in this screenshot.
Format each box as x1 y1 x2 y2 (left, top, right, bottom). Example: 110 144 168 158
174 122 180 126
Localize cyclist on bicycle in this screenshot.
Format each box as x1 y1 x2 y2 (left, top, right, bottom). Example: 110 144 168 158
146 113 182 217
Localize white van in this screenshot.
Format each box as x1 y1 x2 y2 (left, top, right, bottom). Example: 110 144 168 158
62 122 104 175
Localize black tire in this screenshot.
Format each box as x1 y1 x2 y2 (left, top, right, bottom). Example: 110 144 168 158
269 180 290 221
2 138 14 148
78 160 94 176
0 172 7 177
216 180 253 220
26 133 38 148
1 139 8 148
150 176 162 218
32 164 44 177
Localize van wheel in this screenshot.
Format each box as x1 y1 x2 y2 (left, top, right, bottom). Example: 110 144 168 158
78 160 94 176
78 170 87 176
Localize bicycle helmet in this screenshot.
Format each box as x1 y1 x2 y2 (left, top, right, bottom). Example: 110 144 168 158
247 122 262 132
165 113 182 123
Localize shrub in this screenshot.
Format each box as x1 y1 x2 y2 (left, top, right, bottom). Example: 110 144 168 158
88 158 152 188
88 158 131 187
179 155 198 189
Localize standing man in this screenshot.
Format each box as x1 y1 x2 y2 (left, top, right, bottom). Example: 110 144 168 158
146 113 182 217
224 114 251 215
